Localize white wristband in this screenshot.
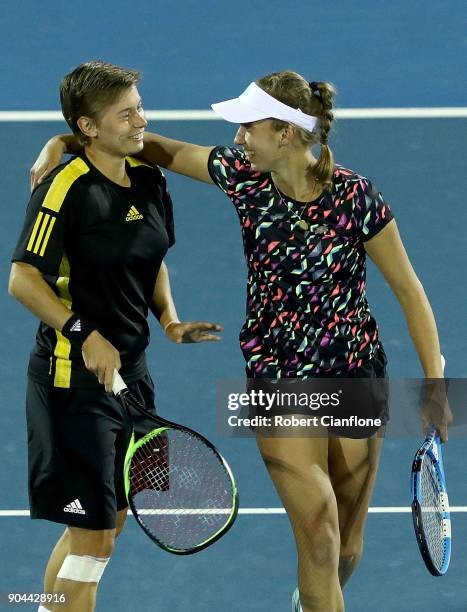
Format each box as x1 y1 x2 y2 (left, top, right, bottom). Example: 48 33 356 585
163 320 179 333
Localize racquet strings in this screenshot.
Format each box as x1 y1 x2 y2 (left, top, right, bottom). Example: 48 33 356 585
128 424 235 551
419 450 447 571
130 431 170 495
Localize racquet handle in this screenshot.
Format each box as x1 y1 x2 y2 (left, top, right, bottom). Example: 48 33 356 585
112 370 128 396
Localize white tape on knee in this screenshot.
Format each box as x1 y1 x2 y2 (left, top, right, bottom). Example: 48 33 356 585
57 554 110 583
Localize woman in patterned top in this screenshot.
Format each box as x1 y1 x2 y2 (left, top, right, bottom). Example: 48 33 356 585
32 71 446 612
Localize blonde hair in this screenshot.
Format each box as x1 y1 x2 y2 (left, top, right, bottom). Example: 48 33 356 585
256 71 336 187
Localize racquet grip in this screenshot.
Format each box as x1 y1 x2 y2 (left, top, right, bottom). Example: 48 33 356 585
112 370 128 396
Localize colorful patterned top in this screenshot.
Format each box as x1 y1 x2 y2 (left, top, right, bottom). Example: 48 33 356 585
208 146 394 377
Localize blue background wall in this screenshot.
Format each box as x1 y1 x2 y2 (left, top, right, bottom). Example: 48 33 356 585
1 3 466 611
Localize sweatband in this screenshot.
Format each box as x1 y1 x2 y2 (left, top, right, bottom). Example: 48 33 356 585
61 314 97 349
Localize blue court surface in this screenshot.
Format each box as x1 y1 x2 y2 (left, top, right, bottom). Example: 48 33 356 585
1 2 466 611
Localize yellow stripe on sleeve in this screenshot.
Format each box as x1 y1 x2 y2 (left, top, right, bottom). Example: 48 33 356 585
26 211 44 252
38 217 57 257
32 213 51 254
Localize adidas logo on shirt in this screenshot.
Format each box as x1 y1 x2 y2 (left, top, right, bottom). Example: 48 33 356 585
63 499 86 515
125 205 143 221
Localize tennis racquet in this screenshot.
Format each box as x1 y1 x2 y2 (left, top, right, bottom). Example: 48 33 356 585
112 370 239 555
410 355 451 576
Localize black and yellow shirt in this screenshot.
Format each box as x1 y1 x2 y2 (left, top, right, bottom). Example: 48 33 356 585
12 154 175 388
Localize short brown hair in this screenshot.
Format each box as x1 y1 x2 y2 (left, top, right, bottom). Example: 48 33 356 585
60 60 140 145
256 71 336 187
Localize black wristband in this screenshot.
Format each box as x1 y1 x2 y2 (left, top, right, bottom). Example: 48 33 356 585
61 313 97 350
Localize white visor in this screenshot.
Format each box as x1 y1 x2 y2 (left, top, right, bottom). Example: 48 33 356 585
211 82 318 132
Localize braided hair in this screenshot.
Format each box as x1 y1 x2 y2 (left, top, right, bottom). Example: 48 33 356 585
256 71 336 187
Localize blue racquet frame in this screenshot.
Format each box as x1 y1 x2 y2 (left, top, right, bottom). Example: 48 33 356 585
411 424 451 576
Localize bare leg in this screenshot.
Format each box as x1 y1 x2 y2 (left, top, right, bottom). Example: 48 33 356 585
338 551 363 587
43 508 127 612
44 528 70 596
329 435 384 587
256 432 344 612
50 526 115 612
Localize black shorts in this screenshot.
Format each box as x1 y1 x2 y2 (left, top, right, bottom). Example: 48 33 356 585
246 347 389 439
26 373 156 530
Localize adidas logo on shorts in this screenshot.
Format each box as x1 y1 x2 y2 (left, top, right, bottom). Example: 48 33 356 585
64 498 86 515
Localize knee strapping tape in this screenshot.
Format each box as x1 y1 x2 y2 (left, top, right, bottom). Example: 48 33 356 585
57 554 109 583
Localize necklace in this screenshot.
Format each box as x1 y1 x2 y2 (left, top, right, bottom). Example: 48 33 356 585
270 177 320 231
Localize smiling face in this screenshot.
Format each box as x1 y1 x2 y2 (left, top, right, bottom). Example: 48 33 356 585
234 119 285 172
80 85 147 158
